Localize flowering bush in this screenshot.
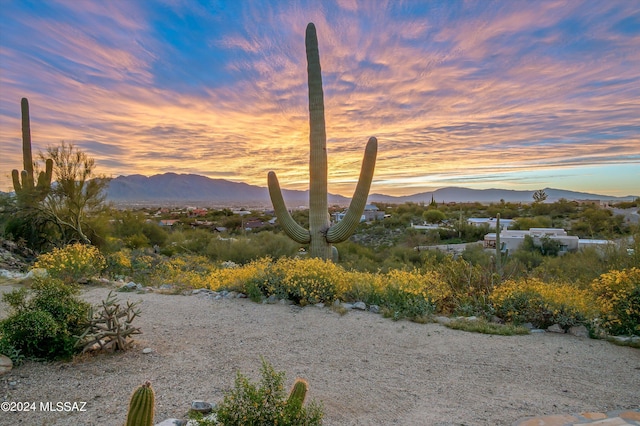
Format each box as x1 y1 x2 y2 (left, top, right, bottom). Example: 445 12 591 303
490 278 596 329
34 243 106 283
105 249 133 278
591 268 640 336
193 358 323 426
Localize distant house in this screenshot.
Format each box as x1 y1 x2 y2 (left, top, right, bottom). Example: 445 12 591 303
159 219 180 227
332 204 385 223
483 228 579 254
244 219 266 231
188 208 208 217
467 217 514 230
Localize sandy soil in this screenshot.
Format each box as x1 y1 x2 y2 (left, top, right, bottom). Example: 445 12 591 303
1 283 639 426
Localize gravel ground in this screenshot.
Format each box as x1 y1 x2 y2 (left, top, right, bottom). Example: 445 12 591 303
1 283 639 426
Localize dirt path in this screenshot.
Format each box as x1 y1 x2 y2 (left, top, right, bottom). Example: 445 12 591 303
1 284 639 426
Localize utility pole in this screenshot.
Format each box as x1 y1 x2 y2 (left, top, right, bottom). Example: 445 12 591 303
495 213 502 278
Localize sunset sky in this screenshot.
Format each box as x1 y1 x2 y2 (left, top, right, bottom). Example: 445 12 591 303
1 0 639 197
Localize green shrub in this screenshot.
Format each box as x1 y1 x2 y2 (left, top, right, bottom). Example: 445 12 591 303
193 358 323 425
0 337 25 365
444 319 530 336
0 277 90 360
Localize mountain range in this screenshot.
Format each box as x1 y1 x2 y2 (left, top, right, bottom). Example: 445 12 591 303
104 173 638 207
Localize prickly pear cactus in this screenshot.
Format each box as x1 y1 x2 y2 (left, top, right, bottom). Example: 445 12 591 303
268 23 377 260
126 381 155 426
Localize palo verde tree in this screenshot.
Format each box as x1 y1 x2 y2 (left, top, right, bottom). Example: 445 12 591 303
41 141 108 245
268 23 377 260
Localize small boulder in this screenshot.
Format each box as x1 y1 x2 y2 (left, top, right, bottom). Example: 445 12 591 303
0 354 13 375
568 325 589 338
353 301 367 311
547 324 565 334
369 305 380 314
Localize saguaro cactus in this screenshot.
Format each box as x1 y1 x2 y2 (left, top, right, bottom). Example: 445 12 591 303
11 98 53 204
126 381 155 426
268 23 377 260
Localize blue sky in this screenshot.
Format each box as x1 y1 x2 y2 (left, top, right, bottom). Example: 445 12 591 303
1 0 639 197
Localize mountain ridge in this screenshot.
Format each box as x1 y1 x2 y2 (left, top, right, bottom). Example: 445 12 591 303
102 173 638 207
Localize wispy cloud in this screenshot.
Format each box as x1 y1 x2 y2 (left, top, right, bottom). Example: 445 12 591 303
1 0 638 197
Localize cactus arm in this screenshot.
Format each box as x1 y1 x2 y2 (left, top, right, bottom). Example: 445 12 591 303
326 137 378 244
11 169 22 192
126 381 155 426
36 158 53 194
268 171 311 244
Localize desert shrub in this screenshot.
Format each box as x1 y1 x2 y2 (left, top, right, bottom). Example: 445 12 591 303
591 268 640 336
490 278 596 329
194 358 323 426
444 319 530 336
105 249 134 278
34 243 106 283
0 277 90 360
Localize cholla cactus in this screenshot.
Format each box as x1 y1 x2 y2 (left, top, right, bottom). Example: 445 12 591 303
11 98 53 204
268 23 377 260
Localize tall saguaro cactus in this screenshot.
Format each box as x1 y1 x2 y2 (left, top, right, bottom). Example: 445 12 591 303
11 97 53 204
268 23 378 260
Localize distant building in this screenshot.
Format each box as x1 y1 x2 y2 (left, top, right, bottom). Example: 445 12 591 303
159 219 180 227
468 217 514 230
332 204 385 223
482 228 610 255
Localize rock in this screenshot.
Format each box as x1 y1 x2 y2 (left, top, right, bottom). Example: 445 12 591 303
26 268 48 279
142 348 153 354
434 316 452 325
9 380 17 389
530 329 546 333
611 336 630 343
369 305 380 314
341 303 354 310
547 324 565 334
315 303 325 308
155 419 187 426
236 293 247 298
279 299 294 305
159 284 173 290
0 354 13 375
491 316 505 324
190 400 213 414
125 281 138 289
225 291 238 299
522 322 535 330
265 295 278 304
568 325 589 338
353 301 367 311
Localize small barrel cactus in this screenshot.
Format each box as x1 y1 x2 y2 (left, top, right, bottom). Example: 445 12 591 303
126 381 155 426
287 378 308 406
